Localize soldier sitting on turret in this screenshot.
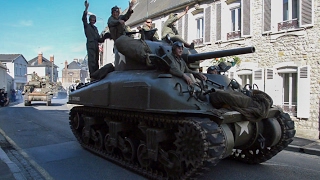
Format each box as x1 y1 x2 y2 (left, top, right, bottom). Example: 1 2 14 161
161 6 194 49
168 41 206 85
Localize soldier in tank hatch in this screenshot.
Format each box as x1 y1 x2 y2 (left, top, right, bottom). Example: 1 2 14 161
142 19 159 41
168 41 206 85
161 6 194 49
108 0 135 41
82 1 111 78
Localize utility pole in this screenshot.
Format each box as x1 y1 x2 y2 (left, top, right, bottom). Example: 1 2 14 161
50 55 54 82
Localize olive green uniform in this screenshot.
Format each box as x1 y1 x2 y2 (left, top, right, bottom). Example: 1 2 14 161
168 53 198 78
107 9 133 41
161 14 188 45
82 11 106 76
142 24 159 41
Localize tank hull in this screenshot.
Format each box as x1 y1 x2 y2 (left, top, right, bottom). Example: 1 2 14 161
68 70 295 179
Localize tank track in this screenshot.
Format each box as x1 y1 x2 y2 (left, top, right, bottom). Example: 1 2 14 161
229 112 295 164
69 106 226 180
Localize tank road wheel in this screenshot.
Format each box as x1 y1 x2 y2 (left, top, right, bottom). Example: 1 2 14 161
71 113 84 130
164 151 183 180
82 127 91 145
104 134 114 154
24 100 31 106
122 137 137 162
174 123 205 167
230 112 295 164
94 130 106 150
137 143 151 168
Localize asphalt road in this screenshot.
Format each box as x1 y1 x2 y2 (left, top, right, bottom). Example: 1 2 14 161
0 99 319 180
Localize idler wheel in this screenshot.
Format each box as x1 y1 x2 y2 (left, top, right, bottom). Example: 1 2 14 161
122 137 137 161
137 143 151 168
104 134 114 154
94 130 105 150
164 150 183 180
82 127 90 144
72 113 83 130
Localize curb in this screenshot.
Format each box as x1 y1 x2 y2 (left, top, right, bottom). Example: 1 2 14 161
286 144 320 156
0 142 26 180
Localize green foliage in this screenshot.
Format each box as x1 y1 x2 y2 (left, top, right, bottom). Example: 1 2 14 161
215 56 241 66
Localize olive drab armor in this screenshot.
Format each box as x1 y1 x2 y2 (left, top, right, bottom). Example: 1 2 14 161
67 31 295 179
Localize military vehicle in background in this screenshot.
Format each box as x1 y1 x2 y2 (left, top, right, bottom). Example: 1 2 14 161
52 82 68 99
23 73 54 106
67 31 295 179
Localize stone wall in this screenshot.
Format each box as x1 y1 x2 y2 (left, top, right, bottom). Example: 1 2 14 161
199 0 320 139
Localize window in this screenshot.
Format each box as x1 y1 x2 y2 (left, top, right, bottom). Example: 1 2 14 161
238 74 252 87
231 7 241 31
279 72 297 115
283 0 298 21
196 18 204 38
263 0 313 33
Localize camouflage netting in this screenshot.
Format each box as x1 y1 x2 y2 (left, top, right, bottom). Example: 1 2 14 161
115 35 152 64
209 90 272 122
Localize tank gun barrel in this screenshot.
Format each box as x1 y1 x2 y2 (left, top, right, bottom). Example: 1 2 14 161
186 46 255 63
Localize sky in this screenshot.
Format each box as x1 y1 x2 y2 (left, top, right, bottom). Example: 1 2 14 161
0 0 129 77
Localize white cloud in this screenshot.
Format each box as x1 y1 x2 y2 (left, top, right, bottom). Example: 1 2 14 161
70 43 86 53
19 20 33 27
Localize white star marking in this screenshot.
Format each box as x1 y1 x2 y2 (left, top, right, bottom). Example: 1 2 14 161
118 52 126 65
236 121 249 136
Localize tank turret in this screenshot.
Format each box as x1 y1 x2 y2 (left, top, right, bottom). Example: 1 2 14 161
67 33 295 179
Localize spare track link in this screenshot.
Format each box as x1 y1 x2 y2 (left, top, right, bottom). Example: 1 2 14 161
229 112 295 164
69 106 226 180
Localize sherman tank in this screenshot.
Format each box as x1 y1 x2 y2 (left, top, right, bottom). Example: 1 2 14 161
23 74 54 106
67 32 295 179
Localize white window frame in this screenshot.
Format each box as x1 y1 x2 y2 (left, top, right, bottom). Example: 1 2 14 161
283 0 299 21
196 17 204 39
278 69 298 116
231 6 241 31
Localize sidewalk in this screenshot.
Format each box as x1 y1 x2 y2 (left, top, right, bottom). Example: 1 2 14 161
0 132 319 180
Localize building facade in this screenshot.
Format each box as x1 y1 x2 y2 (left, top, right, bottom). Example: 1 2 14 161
0 62 7 91
0 54 28 91
27 52 59 82
103 0 319 139
61 59 89 89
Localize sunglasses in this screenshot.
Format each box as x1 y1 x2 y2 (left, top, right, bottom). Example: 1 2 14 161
146 21 152 23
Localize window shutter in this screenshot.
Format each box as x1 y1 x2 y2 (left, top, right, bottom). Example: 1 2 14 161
299 0 314 27
184 14 188 41
204 6 212 44
252 68 264 91
178 18 183 36
265 68 282 106
215 3 221 41
297 66 310 118
241 0 251 37
263 0 271 33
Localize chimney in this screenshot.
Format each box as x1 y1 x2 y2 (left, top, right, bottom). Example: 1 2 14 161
38 52 43 65
50 55 54 63
65 60 68 69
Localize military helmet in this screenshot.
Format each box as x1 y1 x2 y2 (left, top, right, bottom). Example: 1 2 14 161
111 6 120 13
172 41 184 51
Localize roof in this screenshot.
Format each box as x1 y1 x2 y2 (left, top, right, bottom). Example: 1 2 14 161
28 56 58 68
67 61 82 69
0 61 7 69
126 0 197 26
0 54 28 64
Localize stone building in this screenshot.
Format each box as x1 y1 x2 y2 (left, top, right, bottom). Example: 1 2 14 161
61 59 89 89
104 0 319 139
